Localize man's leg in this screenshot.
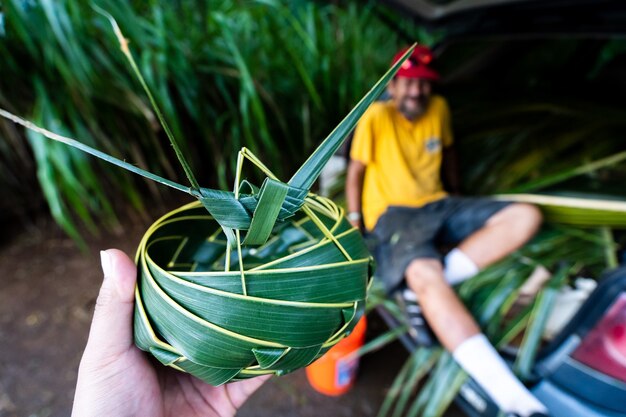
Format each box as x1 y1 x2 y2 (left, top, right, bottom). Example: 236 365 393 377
406 203 547 417
406 260 547 417
443 203 542 285
458 203 542 269
406 259 479 348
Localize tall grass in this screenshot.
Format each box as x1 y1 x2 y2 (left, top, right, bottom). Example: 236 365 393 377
0 0 419 238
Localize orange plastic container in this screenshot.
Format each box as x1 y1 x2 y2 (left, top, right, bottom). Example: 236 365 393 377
305 316 367 396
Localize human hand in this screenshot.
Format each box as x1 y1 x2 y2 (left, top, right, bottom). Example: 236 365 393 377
72 249 269 417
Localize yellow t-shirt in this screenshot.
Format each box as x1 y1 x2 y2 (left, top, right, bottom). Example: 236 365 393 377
350 96 454 230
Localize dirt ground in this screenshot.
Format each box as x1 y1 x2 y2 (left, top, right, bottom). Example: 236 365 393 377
0 208 463 417
0 215 146 417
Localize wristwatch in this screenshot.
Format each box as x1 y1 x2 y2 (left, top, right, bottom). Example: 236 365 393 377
347 212 362 222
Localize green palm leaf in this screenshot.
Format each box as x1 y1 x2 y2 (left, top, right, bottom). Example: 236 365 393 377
496 193 626 228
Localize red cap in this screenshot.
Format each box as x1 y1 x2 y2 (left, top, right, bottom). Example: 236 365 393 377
392 45 440 81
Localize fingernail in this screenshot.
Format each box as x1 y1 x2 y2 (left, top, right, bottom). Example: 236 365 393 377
100 250 112 278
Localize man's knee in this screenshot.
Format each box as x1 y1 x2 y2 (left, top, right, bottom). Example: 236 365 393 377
405 259 445 296
489 203 542 237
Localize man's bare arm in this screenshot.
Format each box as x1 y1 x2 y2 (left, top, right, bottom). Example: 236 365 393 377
442 145 461 195
345 159 366 230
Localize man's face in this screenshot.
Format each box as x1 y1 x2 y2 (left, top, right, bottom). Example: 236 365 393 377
388 77 432 120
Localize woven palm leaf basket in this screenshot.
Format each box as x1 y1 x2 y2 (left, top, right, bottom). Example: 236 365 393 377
0 12 417 386
127 40 417 384
134 190 372 385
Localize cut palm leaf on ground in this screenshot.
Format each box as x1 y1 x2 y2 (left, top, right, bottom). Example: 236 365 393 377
370 221 618 417
496 193 626 228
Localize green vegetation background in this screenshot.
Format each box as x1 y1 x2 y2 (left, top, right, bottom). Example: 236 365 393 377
0 0 422 241
1 0 624 243
2 2 626 416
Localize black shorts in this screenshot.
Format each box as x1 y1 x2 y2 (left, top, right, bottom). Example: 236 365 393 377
371 197 511 292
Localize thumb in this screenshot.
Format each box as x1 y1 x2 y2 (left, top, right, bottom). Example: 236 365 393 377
83 249 138 359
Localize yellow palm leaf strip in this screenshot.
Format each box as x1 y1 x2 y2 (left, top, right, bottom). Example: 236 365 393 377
134 201 205 263
301 204 352 262
239 368 278 376
241 147 279 180
495 193 626 211
234 149 246 197
168 237 189 268
134 286 183 355
231 136 245 282
225 240 232 272
303 195 338 221
235 229 247 295
316 195 341 216
207 225 226 242
226 149 246 274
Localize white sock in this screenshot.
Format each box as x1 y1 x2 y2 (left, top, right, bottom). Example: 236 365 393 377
444 248 479 285
453 334 548 417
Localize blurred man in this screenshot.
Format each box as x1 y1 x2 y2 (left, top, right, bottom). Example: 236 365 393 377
345 46 548 417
